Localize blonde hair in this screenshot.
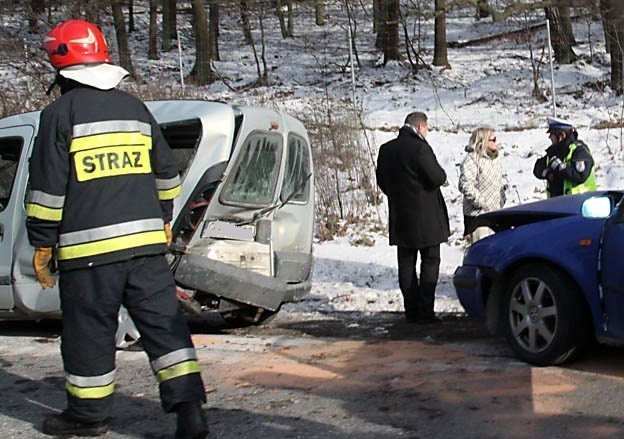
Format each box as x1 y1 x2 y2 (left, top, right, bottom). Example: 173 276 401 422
468 127 494 157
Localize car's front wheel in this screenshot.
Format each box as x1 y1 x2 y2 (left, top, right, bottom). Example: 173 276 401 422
503 263 590 366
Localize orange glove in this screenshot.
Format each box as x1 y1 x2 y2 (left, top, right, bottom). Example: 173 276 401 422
33 247 55 288
164 223 172 246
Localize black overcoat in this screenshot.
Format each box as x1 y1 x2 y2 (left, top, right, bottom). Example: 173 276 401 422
376 127 450 248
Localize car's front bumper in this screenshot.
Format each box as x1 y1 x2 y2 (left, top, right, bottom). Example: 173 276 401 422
453 265 486 317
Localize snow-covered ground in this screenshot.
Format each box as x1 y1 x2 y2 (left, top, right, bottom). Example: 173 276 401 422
3 3 623 317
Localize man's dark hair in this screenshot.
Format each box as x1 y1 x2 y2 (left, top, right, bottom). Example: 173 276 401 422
405 112 428 127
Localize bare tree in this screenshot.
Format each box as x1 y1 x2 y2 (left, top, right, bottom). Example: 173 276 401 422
209 0 220 62
190 0 213 85
128 0 135 32
433 0 450 67
240 0 253 44
545 0 578 64
315 0 325 26
286 0 294 37
148 0 159 60
476 0 490 20
276 0 294 38
601 0 624 94
162 0 176 51
378 0 400 64
111 0 136 77
254 6 269 86
373 0 381 37
346 0 361 69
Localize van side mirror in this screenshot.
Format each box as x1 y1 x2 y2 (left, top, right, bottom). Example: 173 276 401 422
581 196 612 219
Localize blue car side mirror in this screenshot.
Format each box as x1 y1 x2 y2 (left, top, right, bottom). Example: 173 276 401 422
581 196 612 219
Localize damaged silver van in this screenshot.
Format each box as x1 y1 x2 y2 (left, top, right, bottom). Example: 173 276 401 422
0 100 314 346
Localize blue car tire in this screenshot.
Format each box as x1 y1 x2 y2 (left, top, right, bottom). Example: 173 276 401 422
502 263 591 366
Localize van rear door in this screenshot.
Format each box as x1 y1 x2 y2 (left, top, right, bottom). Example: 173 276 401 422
0 125 33 311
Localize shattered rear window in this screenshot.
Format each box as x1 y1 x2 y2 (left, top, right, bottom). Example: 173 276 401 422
220 131 282 206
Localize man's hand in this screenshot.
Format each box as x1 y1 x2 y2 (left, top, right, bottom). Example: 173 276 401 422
33 247 55 288
164 223 172 246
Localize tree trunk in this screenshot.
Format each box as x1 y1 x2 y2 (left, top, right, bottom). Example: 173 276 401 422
559 0 576 45
168 0 177 39
433 0 450 67
276 0 288 38
374 0 383 48
601 0 624 94
315 0 325 26
209 0 220 62
286 0 294 37
128 0 135 32
162 0 172 51
476 0 490 20
381 0 400 64
190 0 213 85
240 0 253 45
148 0 159 60
111 0 136 78
545 2 578 64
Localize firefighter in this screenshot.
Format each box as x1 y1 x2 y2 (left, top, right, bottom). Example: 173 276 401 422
533 117 597 198
26 19 208 438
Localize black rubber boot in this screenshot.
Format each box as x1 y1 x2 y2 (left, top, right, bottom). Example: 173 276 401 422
42 414 110 436
175 401 209 439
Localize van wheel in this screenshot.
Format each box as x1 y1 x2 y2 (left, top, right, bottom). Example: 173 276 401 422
502 263 590 366
220 305 279 328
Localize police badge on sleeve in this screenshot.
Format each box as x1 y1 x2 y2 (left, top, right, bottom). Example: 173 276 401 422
575 161 586 173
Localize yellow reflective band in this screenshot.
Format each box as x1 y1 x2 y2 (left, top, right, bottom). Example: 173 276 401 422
70 132 152 153
58 230 166 260
74 144 152 182
26 203 63 221
66 381 115 400
155 360 201 383
158 185 181 200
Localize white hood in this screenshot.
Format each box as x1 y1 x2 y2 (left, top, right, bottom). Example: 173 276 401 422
59 63 129 90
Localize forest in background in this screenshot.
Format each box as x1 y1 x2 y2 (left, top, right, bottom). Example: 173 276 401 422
0 1 622 240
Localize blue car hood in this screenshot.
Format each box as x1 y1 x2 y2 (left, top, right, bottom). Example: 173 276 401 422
474 191 621 233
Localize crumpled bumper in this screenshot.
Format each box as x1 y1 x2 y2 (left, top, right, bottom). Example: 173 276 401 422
174 253 311 311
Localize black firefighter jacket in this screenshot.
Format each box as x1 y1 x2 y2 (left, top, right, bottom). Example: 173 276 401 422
376 127 450 249
26 85 181 271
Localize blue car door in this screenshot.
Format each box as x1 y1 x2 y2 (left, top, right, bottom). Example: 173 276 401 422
600 200 624 338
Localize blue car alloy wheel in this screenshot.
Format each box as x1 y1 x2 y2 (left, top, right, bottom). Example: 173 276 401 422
503 263 591 366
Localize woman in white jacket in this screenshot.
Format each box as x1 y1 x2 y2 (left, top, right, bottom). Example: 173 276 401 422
459 127 506 243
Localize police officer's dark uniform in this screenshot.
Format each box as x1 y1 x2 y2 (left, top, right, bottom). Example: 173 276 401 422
533 117 597 198
25 20 208 438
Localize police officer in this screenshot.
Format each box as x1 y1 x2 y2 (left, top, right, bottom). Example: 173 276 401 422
26 20 208 438
533 117 597 198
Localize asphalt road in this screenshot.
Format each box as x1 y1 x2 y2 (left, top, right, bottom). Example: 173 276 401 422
2 311 624 438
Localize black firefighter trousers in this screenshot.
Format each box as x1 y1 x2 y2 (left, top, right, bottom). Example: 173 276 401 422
397 245 441 320
58 255 206 423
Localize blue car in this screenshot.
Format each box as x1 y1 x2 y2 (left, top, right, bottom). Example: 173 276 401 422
453 191 624 366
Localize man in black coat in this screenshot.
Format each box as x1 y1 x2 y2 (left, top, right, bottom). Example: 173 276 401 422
376 112 450 324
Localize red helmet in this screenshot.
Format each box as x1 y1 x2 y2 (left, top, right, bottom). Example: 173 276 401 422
44 19 111 70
